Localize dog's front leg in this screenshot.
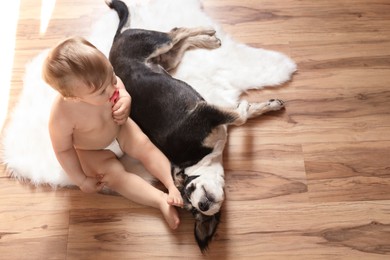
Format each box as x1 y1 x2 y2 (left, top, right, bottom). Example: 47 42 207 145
230 99 285 126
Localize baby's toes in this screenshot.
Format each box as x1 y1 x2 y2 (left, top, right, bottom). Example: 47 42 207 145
171 196 183 207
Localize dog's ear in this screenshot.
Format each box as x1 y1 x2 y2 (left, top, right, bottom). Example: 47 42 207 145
184 175 199 186
193 211 221 253
171 166 186 189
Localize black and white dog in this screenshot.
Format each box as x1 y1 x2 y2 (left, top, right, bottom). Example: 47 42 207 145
107 0 285 252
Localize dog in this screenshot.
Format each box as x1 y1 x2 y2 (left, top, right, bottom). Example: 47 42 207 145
107 0 285 252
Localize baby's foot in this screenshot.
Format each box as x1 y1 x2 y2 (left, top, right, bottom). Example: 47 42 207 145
167 186 184 207
160 193 180 229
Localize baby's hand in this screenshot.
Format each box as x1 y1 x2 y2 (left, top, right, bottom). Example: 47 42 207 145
112 89 131 125
79 176 105 193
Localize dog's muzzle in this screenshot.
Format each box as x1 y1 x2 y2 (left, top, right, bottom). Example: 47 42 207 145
198 198 211 212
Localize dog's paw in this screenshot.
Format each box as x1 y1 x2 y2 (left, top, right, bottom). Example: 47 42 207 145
208 35 222 48
191 34 221 49
244 99 285 118
201 28 216 36
267 99 285 111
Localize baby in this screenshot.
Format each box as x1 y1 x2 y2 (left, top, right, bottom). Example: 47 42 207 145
42 36 183 229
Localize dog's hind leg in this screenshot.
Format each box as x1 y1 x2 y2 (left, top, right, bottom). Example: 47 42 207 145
158 33 222 72
148 27 215 61
168 27 216 45
150 27 220 71
226 99 285 126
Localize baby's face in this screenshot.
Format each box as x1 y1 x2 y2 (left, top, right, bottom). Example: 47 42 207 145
73 73 118 106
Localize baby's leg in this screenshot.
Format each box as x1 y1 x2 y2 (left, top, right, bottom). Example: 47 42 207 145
101 160 180 229
77 150 180 229
118 118 184 208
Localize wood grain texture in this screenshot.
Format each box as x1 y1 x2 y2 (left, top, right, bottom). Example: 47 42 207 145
1 0 390 259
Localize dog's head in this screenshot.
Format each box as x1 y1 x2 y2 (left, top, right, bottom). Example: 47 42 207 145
172 159 225 252
173 161 225 216
184 168 225 216
184 170 224 253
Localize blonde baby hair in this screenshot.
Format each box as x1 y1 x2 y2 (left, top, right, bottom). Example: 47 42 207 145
42 36 113 97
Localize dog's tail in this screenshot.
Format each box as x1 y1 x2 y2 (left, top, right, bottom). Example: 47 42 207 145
106 0 129 41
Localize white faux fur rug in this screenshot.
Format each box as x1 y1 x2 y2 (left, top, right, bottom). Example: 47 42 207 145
1 0 296 186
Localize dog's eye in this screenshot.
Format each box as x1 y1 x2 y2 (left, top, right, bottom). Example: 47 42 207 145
185 183 196 198
189 183 196 193
202 186 215 203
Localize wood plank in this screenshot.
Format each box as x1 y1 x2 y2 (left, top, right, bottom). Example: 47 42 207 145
67 208 202 259
0 210 69 259
224 143 308 202
304 141 390 202
66 201 390 259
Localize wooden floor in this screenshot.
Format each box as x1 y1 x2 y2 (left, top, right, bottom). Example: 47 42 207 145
1 0 390 259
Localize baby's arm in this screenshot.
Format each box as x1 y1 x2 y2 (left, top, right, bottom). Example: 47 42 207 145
49 105 104 193
112 75 131 125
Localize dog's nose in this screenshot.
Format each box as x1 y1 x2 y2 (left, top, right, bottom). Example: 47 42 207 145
198 201 209 212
